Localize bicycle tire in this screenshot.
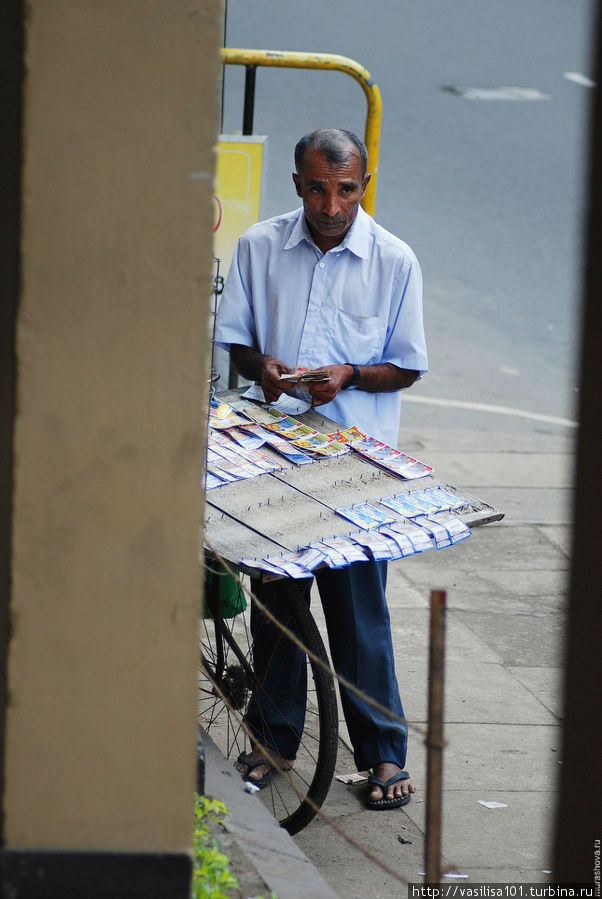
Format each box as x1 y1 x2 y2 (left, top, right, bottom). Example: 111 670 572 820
199 579 339 835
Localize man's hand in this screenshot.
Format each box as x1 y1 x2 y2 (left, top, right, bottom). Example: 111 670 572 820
260 357 297 403
229 345 298 404
307 362 419 407
230 347 419 407
306 365 353 407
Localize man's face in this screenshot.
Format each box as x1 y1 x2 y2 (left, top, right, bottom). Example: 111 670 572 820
292 148 370 248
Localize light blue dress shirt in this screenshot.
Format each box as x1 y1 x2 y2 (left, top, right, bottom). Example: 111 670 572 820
215 205 428 448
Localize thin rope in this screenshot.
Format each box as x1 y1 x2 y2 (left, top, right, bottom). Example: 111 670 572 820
204 539 433 740
200 665 415 887
199 554 460 883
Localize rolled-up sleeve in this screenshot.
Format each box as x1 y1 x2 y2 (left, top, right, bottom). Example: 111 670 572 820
382 255 428 376
214 237 257 351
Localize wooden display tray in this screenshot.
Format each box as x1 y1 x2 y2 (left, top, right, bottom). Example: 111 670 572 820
203 389 503 580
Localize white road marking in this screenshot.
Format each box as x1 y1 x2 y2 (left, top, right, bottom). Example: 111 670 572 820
563 71 596 88
403 394 578 428
444 85 550 101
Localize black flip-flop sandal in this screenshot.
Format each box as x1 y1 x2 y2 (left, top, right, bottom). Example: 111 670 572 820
366 770 412 810
237 751 272 789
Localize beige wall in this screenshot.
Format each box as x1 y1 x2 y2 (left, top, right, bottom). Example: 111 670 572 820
4 1 221 851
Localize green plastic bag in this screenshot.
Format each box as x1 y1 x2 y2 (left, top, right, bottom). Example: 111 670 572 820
203 556 247 619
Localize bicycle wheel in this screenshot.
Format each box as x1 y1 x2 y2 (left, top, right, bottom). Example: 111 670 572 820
199 576 339 835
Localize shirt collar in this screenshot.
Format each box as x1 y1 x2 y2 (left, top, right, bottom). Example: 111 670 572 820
283 205 371 260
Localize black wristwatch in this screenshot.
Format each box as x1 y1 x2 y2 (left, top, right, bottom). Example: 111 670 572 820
344 364 361 389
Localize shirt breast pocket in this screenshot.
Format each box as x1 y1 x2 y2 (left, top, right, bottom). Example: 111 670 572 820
333 308 383 365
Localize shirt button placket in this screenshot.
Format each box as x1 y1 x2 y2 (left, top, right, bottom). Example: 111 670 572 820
299 257 327 368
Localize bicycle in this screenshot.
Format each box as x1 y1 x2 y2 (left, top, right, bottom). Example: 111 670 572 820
199 552 339 835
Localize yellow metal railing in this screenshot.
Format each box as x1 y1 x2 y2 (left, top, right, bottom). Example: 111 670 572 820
221 48 383 215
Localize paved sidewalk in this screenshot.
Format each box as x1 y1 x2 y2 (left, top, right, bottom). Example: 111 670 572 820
202 732 339 899
203 422 574 898
294 423 573 896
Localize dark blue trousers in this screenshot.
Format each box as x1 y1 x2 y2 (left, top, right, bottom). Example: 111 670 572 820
246 560 408 772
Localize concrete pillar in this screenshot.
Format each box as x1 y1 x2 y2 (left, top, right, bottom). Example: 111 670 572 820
1 1 222 895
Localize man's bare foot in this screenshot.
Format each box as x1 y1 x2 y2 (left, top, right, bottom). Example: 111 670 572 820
235 747 294 784
368 762 415 804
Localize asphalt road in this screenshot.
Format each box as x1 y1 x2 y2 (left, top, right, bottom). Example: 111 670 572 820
221 0 595 434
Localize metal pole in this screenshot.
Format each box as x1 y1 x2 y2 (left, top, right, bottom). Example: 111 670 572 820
219 0 228 132
242 65 256 135
229 63 256 390
425 589 446 884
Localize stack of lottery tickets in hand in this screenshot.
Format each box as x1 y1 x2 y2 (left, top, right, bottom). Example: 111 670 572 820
278 367 331 383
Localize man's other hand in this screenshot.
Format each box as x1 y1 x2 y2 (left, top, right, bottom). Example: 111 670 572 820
230 345 297 404
261 357 296 403
307 362 419 405
307 364 353 407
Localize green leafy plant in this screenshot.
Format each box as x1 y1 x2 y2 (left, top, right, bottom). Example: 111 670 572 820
192 793 278 899
192 794 239 899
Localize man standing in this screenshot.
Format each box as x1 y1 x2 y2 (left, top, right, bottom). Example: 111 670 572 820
215 128 427 809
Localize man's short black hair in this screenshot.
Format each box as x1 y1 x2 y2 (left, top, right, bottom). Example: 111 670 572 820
294 129 368 180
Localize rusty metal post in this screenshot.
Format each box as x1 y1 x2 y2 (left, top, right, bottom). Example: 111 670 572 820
424 589 447 884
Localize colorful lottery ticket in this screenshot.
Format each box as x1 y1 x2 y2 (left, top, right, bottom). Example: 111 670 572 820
351 436 433 479
335 502 397 530
326 425 367 444
208 399 249 430
346 530 401 561
248 426 314 465
291 432 349 456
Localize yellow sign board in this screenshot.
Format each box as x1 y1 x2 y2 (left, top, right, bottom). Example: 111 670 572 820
213 135 268 279
211 136 267 385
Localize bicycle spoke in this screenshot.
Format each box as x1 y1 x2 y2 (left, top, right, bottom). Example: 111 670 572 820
199 574 338 834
